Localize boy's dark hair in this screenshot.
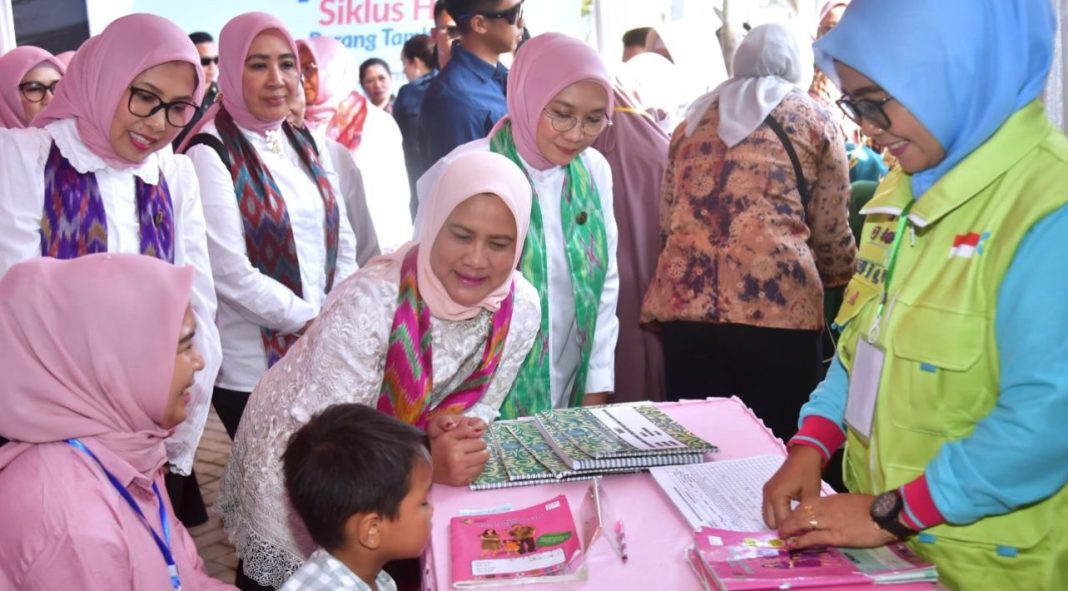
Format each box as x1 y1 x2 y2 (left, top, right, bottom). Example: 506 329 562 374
188 31 214 45
359 57 391 81
402 34 435 68
282 403 430 551
621 27 651 48
445 0 507 35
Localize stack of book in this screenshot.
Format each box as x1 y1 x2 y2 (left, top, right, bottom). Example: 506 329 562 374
687 528 940 590
471 402 717 490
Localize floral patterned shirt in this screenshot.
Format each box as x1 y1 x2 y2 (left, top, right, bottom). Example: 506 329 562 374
642 91 856 331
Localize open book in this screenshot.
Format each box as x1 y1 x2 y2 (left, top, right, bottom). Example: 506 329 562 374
449 495 586 588
689 528 939 590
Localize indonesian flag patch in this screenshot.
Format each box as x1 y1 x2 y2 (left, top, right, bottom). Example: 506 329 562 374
948 231 990 259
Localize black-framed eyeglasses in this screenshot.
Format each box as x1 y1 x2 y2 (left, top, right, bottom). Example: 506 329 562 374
455 0 525 25
542 108 611 136
836 94 895 130
200 56 219 66
127 85 199 128
18 80 60 103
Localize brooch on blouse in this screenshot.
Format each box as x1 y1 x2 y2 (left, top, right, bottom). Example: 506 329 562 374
264 129 285 155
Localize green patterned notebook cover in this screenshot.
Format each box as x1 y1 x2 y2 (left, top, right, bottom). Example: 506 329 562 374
469 425 637 490
501 420 575 478
535 402 716 460
467 416 678 490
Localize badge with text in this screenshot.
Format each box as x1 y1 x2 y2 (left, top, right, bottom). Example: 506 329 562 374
845 339 885 440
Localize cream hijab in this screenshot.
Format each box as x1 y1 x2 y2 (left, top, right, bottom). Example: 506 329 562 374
684 23 811 146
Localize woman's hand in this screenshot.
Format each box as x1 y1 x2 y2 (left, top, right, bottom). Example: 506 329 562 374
426 414 487 439
762 445 824 529
294 317 316 337
777 493 897 550
428 414 489 486
583 392 610 406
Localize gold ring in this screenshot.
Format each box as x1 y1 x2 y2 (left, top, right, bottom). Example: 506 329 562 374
808 518 819 529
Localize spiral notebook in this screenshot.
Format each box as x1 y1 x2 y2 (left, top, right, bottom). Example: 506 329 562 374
469 403 715 490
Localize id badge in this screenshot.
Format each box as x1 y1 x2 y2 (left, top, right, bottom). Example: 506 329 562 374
844 339 885 440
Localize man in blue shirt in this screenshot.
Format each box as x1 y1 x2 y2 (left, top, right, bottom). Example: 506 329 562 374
418 0 525 171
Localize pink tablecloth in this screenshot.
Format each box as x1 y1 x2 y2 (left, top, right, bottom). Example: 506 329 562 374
422 397 938 591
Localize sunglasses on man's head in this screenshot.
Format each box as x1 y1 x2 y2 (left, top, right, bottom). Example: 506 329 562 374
200 56 219 66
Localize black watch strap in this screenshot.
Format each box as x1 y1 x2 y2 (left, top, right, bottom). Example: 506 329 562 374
871 491 917 539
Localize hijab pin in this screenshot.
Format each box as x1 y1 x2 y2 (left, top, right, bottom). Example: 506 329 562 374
576 211 588 225
153 211 164 226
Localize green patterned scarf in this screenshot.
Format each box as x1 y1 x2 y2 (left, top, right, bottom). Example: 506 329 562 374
490 121 608 418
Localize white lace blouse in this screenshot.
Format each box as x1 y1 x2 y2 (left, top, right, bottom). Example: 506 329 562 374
216 254 540 588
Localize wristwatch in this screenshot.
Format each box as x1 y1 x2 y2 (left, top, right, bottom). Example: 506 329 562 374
870 490 918 539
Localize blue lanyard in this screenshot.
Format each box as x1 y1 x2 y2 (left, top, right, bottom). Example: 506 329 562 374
67 438 182 590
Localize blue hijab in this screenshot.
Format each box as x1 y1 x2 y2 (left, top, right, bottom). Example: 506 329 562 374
813 0 1055 197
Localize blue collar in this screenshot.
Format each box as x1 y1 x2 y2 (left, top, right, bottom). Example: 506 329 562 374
449 43 508 83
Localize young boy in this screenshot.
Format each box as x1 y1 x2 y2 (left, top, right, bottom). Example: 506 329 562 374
280 403 434 591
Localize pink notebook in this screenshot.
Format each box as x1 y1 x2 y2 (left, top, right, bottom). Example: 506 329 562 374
691 528 938 590
449 495 585 588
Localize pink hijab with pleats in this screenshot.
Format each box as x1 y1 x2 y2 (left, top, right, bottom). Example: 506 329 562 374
54 50 76 68
408 150 531 320
297 36 364 127
494 33 614 171
0 46 64 128
211 12 298 136
0 254 193 477
33 13 203 169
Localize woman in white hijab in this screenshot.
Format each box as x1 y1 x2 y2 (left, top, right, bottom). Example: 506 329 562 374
642 23 854 440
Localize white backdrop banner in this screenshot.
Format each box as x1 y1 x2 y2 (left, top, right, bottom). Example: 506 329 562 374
91 0 587 82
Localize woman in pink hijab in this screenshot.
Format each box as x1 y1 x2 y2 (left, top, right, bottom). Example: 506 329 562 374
217 150 540 589
0 253 234 591
291 36 383 265
54 50 76 67
0 46 64 128
181 12 359 445
297 35 413 253
416 32 620 419
0 14 222 487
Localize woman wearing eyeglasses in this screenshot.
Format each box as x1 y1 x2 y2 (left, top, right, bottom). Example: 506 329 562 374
763 2 1068 589
417 32 619 418
180 12 358 441
0 14 222 482
641 23 856 440
0 46 64 128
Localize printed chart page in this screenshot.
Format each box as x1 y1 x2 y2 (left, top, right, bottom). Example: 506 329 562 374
650 454 831 531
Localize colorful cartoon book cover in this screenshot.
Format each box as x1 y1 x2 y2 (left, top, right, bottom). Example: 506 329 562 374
535 402 715 463
690 528 938 590
450 495 586 588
